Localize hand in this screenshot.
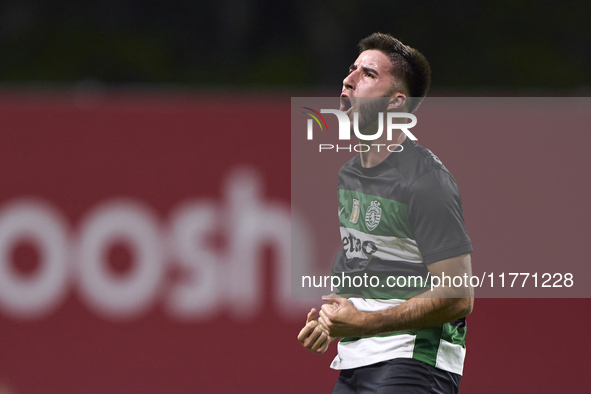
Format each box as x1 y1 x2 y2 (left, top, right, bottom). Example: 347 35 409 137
318 295 368 338
297 308 334 354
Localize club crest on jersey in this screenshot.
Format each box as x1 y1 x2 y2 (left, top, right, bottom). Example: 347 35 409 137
365 200 381 231
349 199 360 224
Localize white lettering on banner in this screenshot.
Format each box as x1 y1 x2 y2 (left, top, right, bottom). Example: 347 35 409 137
167 201 219 319
224 169 293 320
0 168 313 321
0 200 69 318
77 201 164 320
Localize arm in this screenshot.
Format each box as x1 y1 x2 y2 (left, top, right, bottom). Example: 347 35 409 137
318 253 473 338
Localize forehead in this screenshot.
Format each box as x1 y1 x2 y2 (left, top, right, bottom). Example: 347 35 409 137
353 49 394 74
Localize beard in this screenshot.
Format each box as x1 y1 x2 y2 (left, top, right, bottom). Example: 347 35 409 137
350 97 390 136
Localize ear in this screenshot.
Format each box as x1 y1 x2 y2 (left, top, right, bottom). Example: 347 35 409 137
387 92 407 111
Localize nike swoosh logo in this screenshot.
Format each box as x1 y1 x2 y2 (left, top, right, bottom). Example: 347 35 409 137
338 206 345 215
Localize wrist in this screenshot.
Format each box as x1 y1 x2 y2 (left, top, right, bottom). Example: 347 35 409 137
358 310 382 336
361 309 400 336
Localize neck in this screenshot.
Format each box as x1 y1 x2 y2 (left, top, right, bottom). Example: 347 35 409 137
358 128 406 168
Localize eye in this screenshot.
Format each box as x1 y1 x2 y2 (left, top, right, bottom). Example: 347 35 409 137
365 72 374 78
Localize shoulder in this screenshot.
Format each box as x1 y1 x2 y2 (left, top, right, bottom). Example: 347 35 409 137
398 139 451 185
396 140 460 193
339 154 359 173
337 154 361 184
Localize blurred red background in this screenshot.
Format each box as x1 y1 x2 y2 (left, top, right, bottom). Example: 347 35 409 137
0 93 589 393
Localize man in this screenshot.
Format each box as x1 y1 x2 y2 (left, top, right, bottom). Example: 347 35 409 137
297 33 474 393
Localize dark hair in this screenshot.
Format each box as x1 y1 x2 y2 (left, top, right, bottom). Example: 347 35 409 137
358 32 431 112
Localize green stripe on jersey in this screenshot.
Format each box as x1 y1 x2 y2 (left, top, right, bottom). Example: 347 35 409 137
442 322 466 347
338 189 413 238
412 325 443 367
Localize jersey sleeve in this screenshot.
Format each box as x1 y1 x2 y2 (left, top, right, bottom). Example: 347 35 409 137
407 169 473 264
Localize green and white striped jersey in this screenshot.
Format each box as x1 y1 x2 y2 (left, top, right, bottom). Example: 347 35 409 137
330 137 473 375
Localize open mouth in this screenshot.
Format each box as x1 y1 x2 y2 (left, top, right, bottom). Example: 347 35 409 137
339 95 353 115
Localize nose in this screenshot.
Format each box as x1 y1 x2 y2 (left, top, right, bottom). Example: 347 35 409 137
343 71 355 91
